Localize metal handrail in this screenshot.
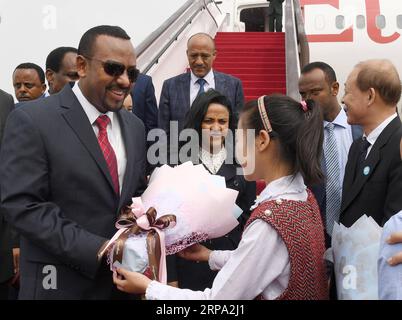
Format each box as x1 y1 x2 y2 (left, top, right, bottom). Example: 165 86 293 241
136 0 214 74
294 0 309 69
136 0 195 57
284 0 309 100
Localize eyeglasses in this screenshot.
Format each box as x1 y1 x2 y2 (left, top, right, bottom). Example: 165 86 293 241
83 55 139 83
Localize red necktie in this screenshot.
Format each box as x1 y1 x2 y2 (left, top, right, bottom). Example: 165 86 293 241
95 115 120 194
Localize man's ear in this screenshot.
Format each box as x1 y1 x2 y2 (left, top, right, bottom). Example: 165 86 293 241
41 83 47 94
45 69 54 84
76 55 87 78
331 81 339 96
256 130 271 152
368 88 376 106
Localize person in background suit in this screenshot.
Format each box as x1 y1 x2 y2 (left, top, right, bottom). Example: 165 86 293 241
12 63 46 102
45 47 79 96
158 33 244 164
267 0 285 32
122 93 133 112
0 25 147 299
340 59 402 228
0 89 15 299
131 73 158 135
299 62 362 245
166 89 256 290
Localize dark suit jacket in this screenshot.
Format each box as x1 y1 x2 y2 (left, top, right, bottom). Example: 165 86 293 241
267 0 284 15
131 73 158 134
158 70 245 137
0 85 147 299
0 89 15 283
340 116 402 227
168 162 256 290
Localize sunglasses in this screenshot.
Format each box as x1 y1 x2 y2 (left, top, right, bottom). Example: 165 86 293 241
83 55 139 83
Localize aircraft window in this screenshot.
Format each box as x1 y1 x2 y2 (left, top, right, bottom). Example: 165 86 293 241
397 15 402 29
356 15 366 29
376 15 386 29
335 15 345 29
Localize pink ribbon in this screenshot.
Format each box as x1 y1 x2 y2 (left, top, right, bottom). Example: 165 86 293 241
99 197 176 284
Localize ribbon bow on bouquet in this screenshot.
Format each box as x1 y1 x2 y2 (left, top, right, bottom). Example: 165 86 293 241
98 197 176 284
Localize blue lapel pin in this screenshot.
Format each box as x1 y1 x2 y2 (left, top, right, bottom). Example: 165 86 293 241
363 166 370 176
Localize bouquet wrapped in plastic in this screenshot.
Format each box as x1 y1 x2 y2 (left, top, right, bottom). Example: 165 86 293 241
325 215 382 300
99 162 242 283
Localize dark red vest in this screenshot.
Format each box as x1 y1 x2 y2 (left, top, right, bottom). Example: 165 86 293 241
245 189 329 300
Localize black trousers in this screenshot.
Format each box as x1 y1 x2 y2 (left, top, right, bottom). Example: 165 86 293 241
269 13 283 32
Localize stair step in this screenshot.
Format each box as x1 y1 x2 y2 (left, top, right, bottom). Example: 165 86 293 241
235 74 286 82
245 87 286 95
241 80 286 88
217 52 285 59
214 61 285 68
216 32 285 37
217 46 285 52
216 67 285 74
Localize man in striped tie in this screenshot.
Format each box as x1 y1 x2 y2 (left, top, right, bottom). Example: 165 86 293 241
299 62 362 245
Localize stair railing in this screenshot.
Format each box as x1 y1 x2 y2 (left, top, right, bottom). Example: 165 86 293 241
284 0 310 100
136 0 215 74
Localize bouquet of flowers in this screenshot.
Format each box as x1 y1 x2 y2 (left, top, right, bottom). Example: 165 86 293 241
325 215 382 300
99 162 242 283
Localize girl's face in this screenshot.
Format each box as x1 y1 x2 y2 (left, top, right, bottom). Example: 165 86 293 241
201 103 230 153
235 116 257 181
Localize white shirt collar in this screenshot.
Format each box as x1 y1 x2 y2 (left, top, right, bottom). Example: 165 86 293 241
72 83 114 127
323 107 348 129
250 173 306 210
364 113 397 146
200 147 227 174
190 69 214 86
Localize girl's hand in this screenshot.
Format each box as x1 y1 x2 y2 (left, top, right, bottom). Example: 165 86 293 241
387 231 402 266
113 268 152 294
177 243 211 262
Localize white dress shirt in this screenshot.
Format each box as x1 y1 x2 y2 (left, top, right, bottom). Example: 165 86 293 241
72 84 127 193
323 107 353 189
190 69 215 106
145 173 308 300
364 113 398 157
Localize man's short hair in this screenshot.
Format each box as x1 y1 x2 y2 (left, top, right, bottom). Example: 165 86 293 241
355 59 402 106
14 63 45 84
46 47 78 72
78 25 131 57
301 61 337 85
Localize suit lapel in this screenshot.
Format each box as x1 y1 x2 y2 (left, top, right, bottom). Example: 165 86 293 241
341 117 401 213
341 143 381 212
217 161 236 178
214 71 227 94
59 86 117 195
180 73 191 109
117 111 135 208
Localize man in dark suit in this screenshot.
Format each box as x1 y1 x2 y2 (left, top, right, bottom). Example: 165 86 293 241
299 62 362 246
0 89 15 299
45 46 79 96
131 73 158 135
267 0 285 32
12 63 47 102
0 25 147 299
340 59 402 228
158 33 244 164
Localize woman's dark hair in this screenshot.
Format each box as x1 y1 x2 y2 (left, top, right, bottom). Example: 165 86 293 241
183 89 236 146
240 94 324 185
